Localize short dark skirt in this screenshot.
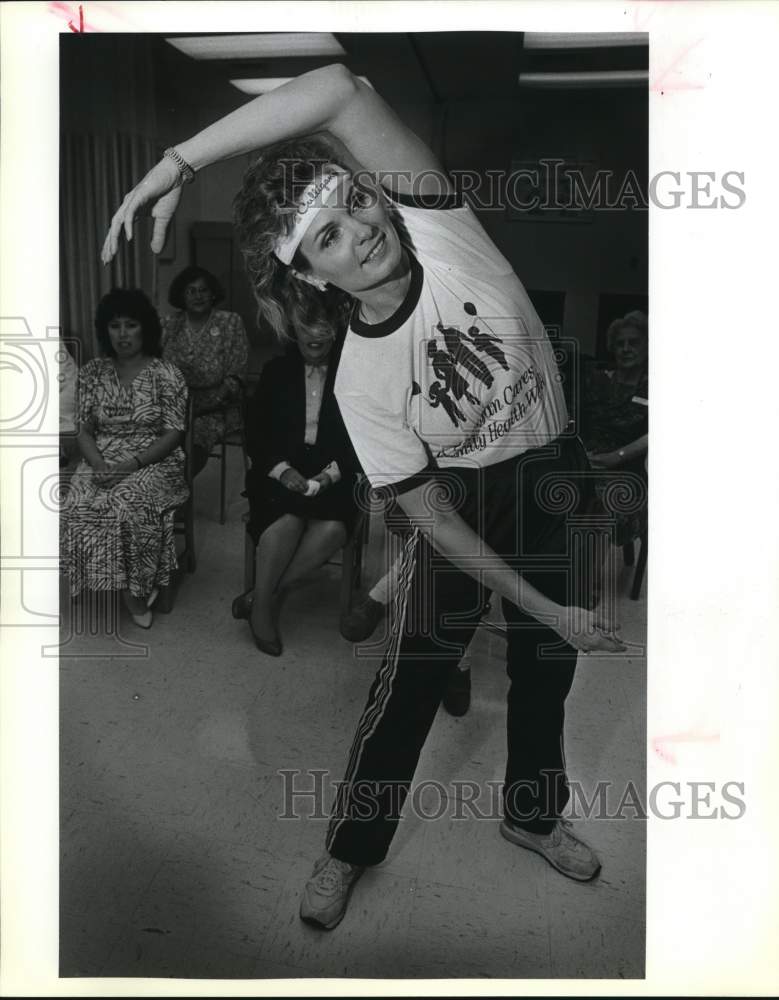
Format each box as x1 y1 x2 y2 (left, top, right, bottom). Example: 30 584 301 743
246 445 359 544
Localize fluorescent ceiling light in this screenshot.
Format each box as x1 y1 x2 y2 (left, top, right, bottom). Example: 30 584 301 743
519 70 649 89
166 33 346 60
523 32 648 49
231 76 372 95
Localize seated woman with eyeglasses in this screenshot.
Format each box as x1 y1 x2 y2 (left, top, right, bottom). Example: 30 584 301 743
161 265 249 476
581 310 649 546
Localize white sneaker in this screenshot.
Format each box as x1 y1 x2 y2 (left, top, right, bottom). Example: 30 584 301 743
299 853 365 930
500 818 601 881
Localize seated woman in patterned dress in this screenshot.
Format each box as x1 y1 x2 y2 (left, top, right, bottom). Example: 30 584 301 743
161 265 249 476
61 288 190 629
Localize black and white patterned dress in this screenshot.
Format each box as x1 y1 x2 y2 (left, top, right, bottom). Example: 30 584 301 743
61 358 190 598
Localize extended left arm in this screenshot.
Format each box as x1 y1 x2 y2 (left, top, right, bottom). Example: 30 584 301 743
396 483 625 655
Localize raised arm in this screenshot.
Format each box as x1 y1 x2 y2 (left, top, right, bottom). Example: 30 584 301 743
102 64 448 262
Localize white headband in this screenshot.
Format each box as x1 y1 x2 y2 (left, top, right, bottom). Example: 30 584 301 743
274 166 349 265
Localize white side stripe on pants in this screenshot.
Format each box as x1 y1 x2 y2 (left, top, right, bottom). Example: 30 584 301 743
326 527 420 849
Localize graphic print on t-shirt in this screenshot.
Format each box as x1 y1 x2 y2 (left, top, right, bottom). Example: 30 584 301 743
414 300 553 464
420 300 516 430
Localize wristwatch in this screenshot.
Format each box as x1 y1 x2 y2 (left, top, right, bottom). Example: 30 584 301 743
163 147 195 185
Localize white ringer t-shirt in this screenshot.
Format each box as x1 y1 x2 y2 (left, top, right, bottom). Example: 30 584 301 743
334 192 569 494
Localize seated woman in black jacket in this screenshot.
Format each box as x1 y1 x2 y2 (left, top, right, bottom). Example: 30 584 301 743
234 323 359 656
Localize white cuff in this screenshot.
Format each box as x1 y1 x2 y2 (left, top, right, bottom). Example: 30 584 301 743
269 461 292 481
320 461 341 484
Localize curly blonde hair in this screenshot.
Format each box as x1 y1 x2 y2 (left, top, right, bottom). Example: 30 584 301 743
233 136 356 344
234 135 412 345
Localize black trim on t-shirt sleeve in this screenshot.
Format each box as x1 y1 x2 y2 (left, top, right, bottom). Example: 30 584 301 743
369 462 439 501
383 185 464 211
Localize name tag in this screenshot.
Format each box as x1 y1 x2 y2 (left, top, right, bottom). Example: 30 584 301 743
632 396 648 406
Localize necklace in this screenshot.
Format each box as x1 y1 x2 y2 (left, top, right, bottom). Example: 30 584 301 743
184 309 213 337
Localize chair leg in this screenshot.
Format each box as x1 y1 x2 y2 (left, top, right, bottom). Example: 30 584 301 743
220 440 227 525
630 533 647 601
623 539 635 567
184 498 196 572
156 571 180 614
243 530 255 593
340 537 357 617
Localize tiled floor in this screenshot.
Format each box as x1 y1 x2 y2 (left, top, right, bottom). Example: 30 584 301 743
59 453 646 981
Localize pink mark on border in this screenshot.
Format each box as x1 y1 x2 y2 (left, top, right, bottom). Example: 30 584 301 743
49 2 95 32
630 1 707 93
650 36 706 93
69 5 84 32
652 730 720 765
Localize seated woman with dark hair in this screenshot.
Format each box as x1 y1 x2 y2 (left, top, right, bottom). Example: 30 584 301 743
61 288 189 629
161 264 249 475
233 311 359 657
581 309 649 545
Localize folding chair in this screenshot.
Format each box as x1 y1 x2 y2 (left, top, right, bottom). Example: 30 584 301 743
208 387 248 525
156 396 196 613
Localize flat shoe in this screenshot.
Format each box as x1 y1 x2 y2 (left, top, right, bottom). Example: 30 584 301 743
249 617 282 657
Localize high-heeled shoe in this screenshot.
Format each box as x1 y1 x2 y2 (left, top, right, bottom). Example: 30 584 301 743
248 616 282 657
131 610 153 629
123 590 154 629
231 588 253 620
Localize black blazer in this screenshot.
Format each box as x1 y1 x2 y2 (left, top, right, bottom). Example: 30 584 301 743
244 340 359 483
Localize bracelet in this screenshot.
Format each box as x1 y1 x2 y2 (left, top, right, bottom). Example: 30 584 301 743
618 449 626 459
163 147 195 185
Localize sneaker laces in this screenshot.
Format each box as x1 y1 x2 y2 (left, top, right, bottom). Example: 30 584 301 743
313 857 353 895
554 818 589 855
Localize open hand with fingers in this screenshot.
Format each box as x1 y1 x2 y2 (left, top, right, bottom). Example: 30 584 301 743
101 156 184 263
555 606 627 654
